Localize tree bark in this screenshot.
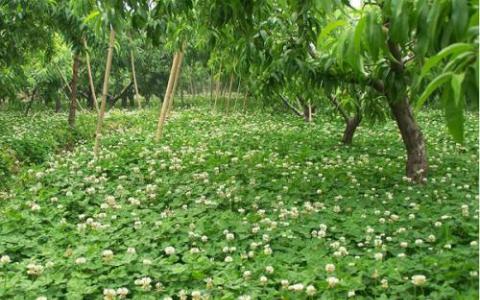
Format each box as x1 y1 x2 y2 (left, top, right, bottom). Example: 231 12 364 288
68 54 80 127
94 28 116 158
389 98 428 182
386 39 428 183
342 115 361 145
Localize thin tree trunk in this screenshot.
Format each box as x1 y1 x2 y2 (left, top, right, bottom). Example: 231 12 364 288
55 96 61 112
213 65 222 111
243 93 248 112
389 97 428 182
83 38 99 113
210 71 214 101
24 88 38 116
226 74 234 113
155 51 183 141
94 28 116 158
130 50 141 109
68 54 80 127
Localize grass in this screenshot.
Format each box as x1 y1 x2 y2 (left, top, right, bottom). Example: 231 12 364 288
0 106 478 299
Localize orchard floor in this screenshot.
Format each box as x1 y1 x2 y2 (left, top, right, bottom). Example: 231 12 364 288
0 107 478 300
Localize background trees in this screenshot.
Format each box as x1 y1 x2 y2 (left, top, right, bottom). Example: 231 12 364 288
0 0 477 182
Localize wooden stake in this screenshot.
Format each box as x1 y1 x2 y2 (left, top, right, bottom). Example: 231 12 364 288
83 37 99 113
130 50 141 109
155 51 181 141
167 51 184 116
94 28 116 158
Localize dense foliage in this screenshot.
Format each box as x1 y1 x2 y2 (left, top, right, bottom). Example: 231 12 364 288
0 1 478 299
0 107 478 299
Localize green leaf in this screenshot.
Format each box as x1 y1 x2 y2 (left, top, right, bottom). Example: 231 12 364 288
420 43 473 78
82 10 100 25
444 74 465 143
415 72 453 111
318 20 347 44
390 0 409 44
451 0 469 39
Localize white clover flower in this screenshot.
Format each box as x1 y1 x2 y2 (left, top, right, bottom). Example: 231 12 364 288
326 276 339 288
134 276 152 290
238 296 251 300
374 253 383 261
260 275 268 284
281 279 289 288
266 266 274 274
75 257 86 265
243 270 252 279
143 259 152 265
164 246 176 256
411 275 427 286
0 255 11 264
191 290 201 300
27 263 44 276
264 246 272 255
102 250 114 261
224 256 233 263
103 288 116 300
381 278 388 289
325 263 335 273
348 290 356 297
306 285 317 296
116 287 129 298
226 233 235 241
288 283 304 291
190 247 200 254
36 297 48 300
415 239 424 245
127 247 136 254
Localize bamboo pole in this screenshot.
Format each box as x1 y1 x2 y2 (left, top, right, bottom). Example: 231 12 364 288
94 28 116 158
155 51 181 141
130 50 142 109
166 51 184 116
83 38 100 113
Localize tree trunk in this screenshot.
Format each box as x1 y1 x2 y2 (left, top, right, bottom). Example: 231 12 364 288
94 28 116 158
24 88 38 116
68 54 80 127
389 98 428 182
226 74 234 113
342 115 361 145
55 96 61 112
83 38 99 113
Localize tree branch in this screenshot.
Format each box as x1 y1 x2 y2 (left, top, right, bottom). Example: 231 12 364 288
279 94 303 117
